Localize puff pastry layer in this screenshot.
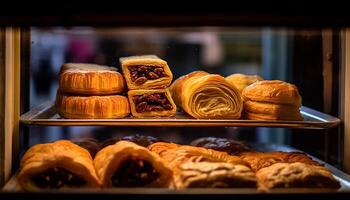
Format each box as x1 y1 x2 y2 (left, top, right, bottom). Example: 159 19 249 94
94 141 173 188
170 71 243 119
56 92 130 119
120 55 173 90
256 162 340 190
59 63 125 95
175 162 256 189
128 89 176 118
242 80 302 106
18 140 100 190
226 73 263 93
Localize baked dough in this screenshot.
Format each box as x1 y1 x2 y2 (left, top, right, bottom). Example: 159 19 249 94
170 71 243 119
120 55 173 90
128 89 176 118
239 151 322 172
256 162 340 190
94 141 173 188
174 161 256 189
242 80 302 106
56 92 130 119
18 140 100 190
59 63 125 95
226 73 263 93
190 137 251 155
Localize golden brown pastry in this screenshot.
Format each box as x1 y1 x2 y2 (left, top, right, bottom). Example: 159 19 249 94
242 80 302 106
56 92 130 119
226 73 263 93
94 141 173 188
120 55 173 90
128 89 176 118
18 140 100 190
148 142 249 169
59 63 125 95
170 71 243 119
239 151 322 172
256 162 340 190
244 100 301 117
174 161 257 189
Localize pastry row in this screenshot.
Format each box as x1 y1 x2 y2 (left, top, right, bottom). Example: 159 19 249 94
18 137 340 191
56 55 303 120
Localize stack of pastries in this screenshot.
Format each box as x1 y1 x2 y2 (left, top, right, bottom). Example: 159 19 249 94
56 63 130 119
242 80 303 121
120 55 177 118
18 138 340 191
170 71 243 119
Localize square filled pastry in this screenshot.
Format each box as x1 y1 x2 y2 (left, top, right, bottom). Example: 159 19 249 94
128 89 176 118
120 55 173 90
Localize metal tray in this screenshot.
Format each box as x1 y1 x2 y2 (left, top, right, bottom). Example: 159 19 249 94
2 143 350 194
20 101 340 129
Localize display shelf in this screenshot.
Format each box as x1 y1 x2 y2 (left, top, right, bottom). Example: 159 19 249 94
20 101 340 129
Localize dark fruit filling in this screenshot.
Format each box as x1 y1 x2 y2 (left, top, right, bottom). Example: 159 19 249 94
129 66 167 85
32 167 86 188
111 157 159 187
132 93 173 113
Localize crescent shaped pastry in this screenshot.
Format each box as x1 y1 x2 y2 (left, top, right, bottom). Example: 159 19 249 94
120 55 173 90
170 71 243 119
226 73 263 93
94 141 173 188
128 89 177 118
174 161 256 189
59 63 125 95
242 80 302 106
18 140 100 190
56 92 130 119
239 151 322 172
256 162 340 190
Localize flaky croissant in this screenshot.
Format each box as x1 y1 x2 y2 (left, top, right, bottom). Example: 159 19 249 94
18 140 100 190
170 71 243 119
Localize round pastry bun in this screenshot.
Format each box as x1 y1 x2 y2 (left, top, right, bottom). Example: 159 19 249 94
242 80 302 106
226 73 263 93
56 92 130 119
59 63 125 95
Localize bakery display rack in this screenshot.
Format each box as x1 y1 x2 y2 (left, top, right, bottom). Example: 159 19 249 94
20 101 340 129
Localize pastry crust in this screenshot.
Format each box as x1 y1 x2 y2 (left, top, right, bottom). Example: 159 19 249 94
56 92 130 119
120 55 173 90
244 100 301 116
127 89 177 118
256 162 340 190
190 137 251 155
174 161 256 189
226 73 263 93
94 141 173 188
59 63 125 95
242 80 302 106
239 151 321 172
18 140 100 190
170 71 243 119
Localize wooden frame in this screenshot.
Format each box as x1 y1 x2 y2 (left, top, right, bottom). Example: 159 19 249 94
343 29 350 173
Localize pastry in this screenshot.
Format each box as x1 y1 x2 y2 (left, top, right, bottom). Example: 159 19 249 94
174 161 256 189
59 63 125 95
56 92 130 119
170 71 243 119
128 89 176 118
226 73 263 93
94 141 173 188
256 162 340 190
148 142 249 169
73 138 100 158
99 135 162 149
190 137 251 155
239 151 322 172
242 80 302 106
242 80 303 121
120 55 173 90
18 140 100 190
